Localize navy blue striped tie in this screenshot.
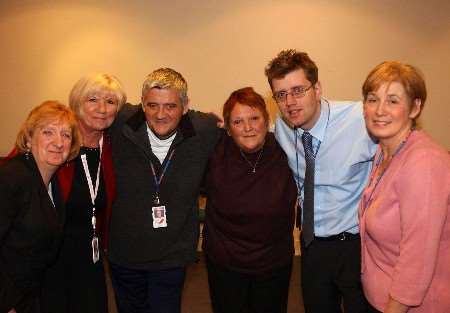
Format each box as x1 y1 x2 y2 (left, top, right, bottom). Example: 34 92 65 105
302 131 315 247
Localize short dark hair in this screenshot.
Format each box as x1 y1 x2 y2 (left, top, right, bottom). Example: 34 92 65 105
265 49 318 88
223 87 269 129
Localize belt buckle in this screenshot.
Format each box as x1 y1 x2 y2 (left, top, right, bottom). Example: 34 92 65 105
340 232 346 241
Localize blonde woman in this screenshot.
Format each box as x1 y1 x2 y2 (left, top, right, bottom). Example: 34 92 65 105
41 74 126 313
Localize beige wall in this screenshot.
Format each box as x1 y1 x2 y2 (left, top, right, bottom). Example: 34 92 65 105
0 0 449 154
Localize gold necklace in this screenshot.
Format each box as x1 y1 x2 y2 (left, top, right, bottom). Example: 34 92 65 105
239 146 264 174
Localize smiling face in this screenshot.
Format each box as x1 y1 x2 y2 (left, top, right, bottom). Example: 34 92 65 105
364 81 421 150
227 102 268 153
29 121 73 174
79 90 119 134
271 68 322 130
142 87 188 139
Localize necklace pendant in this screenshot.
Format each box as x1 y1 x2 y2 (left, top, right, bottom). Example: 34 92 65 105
239 146 264 175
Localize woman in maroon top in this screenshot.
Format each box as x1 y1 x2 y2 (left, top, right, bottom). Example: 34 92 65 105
203 87 297 313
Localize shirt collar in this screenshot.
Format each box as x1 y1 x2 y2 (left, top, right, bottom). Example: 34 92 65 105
297 99 329 143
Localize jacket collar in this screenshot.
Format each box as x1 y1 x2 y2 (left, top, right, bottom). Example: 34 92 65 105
124 109 196 151
18 153 65 219
57 133 115 204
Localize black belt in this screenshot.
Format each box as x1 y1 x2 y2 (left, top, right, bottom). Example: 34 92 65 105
302 232 360 243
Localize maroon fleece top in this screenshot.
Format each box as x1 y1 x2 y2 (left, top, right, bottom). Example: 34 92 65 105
203 132 297 274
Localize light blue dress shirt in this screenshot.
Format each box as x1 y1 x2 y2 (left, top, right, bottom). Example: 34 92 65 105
275 99 377 237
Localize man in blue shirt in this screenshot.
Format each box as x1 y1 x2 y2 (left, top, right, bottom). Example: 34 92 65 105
265 49 376 313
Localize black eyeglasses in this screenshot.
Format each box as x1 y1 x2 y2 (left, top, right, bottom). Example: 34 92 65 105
272 84 314 103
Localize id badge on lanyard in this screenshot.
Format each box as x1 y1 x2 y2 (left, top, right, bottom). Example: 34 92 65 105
150 149 175 229
152 205 167 228
81 136 103 263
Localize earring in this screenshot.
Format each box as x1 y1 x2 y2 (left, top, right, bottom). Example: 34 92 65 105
25 141 32 160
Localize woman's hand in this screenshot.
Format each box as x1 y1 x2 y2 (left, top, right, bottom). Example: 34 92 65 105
384 296 409 313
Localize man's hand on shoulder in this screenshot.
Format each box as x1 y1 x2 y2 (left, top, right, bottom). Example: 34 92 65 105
208 111 224 128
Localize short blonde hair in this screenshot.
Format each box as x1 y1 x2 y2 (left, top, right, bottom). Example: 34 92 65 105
142 68 188 107
69 73 127 116
16 101 82 161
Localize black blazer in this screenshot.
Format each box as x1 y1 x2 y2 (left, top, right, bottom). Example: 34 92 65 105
0 154 64 313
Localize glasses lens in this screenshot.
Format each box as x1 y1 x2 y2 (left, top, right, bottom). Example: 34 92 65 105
274 92 286 102
292 88 304 97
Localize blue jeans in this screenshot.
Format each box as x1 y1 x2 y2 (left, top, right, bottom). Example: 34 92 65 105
110 263 186 313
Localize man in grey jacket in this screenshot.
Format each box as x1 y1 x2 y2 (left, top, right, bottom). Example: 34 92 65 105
108 68 220 313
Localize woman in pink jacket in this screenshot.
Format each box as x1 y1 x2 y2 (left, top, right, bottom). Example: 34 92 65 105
360 61 450 313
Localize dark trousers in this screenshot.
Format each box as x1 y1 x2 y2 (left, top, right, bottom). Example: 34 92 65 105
300 235 368 313
110 262 186 313
206 257 292 313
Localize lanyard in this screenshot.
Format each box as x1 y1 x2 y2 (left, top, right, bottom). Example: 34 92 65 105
363 130 413 210
294 100 330 198
150 149 176 205
80 136 103 236
48 181 54 206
